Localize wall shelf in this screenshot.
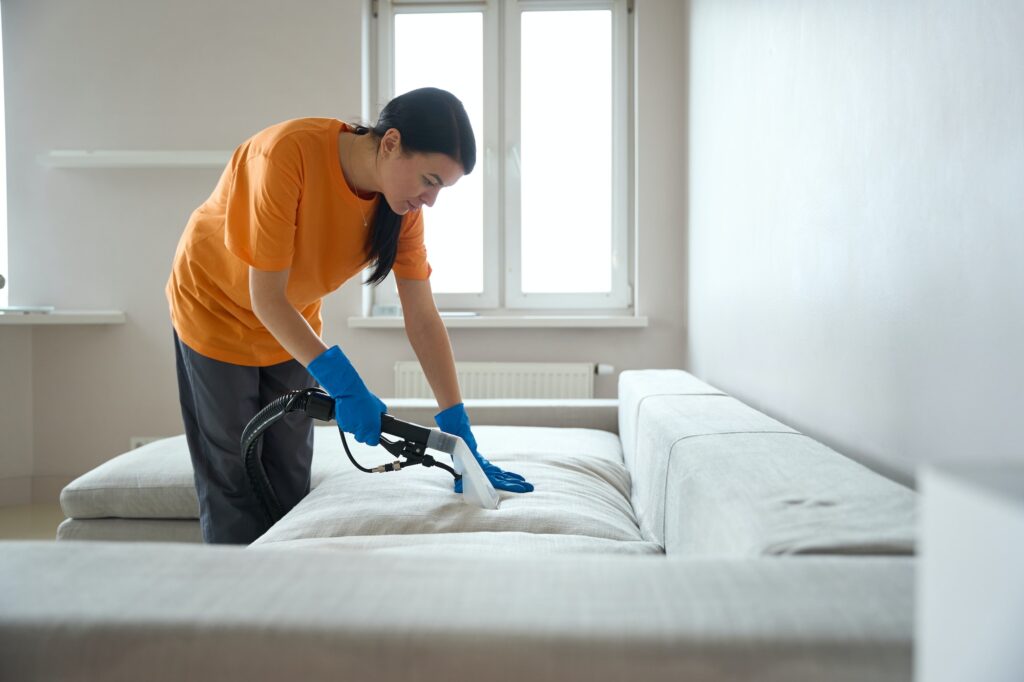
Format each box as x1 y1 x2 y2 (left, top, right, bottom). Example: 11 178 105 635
0 310 126 325
39 150 231 169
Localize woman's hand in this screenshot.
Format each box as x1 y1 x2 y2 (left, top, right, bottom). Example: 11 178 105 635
308 346 387 446
435 403 534 494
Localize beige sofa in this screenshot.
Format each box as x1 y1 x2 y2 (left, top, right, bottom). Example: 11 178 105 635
0 370 917 681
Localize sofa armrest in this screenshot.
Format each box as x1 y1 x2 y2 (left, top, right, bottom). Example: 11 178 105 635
385 398 619 433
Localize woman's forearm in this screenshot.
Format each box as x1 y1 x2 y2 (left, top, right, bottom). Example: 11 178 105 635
405 311 462 410
253 299 327 366
249 266 327 366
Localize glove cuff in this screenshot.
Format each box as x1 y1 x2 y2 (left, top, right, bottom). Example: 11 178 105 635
434 402 469 432
435 403 480 453
307 345 358 396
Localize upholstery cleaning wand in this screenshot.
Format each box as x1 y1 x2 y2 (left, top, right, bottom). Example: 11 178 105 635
241 388 500 524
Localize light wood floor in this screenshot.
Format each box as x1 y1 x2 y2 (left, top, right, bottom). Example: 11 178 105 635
0 503 65 540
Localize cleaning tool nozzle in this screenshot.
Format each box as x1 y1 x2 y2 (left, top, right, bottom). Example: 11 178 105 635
429 431 501 510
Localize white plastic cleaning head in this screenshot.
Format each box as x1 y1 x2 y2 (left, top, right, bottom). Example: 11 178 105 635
429 431 500 510
450 438 500 509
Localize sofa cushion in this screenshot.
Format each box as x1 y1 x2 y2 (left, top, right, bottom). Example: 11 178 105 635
617 370 726 471
253 426 643 546
663 433 916 557
59 435 200 520
631 394 799 546
59 428 355 520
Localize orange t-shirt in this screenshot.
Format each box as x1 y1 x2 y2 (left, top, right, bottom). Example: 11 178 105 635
166 118 431 366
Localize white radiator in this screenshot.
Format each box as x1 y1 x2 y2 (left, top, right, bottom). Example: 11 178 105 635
394 362 596 399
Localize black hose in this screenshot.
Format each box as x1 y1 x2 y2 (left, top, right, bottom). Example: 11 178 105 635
241 389 321 523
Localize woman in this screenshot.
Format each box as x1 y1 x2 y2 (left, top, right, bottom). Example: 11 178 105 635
166 87 532 544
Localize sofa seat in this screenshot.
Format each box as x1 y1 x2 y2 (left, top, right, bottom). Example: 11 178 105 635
60 423 651 555
253 426 645 548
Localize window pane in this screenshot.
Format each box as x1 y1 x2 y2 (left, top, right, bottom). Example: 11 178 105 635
520 10 612 294
394 12 483 294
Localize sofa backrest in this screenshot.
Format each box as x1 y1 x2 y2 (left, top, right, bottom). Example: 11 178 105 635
618 370 917 557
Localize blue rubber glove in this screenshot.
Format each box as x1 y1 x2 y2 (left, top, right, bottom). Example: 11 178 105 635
435 403 534 494
307 345 387 446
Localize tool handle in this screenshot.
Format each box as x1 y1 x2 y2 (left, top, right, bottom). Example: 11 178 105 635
380 413 433 444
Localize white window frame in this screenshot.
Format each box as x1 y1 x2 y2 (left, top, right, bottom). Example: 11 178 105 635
0 2 7 308
368 0 632 314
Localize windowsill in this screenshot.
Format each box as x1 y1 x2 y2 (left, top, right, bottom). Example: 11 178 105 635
348 314 649 329
0 310 126 325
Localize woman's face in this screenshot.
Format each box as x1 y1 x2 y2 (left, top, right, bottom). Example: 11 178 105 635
377 129 465 215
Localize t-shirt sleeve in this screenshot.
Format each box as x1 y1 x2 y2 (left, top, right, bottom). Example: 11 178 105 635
223 144 303 271
391 209 433 280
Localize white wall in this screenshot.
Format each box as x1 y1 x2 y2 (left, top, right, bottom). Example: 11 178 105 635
686 0 1024 484
0 0 689 504
0 0 367 502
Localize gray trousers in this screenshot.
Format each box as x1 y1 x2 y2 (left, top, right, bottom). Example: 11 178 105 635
173 332 314 544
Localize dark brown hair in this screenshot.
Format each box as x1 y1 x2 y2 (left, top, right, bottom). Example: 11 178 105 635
359 87 476 286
